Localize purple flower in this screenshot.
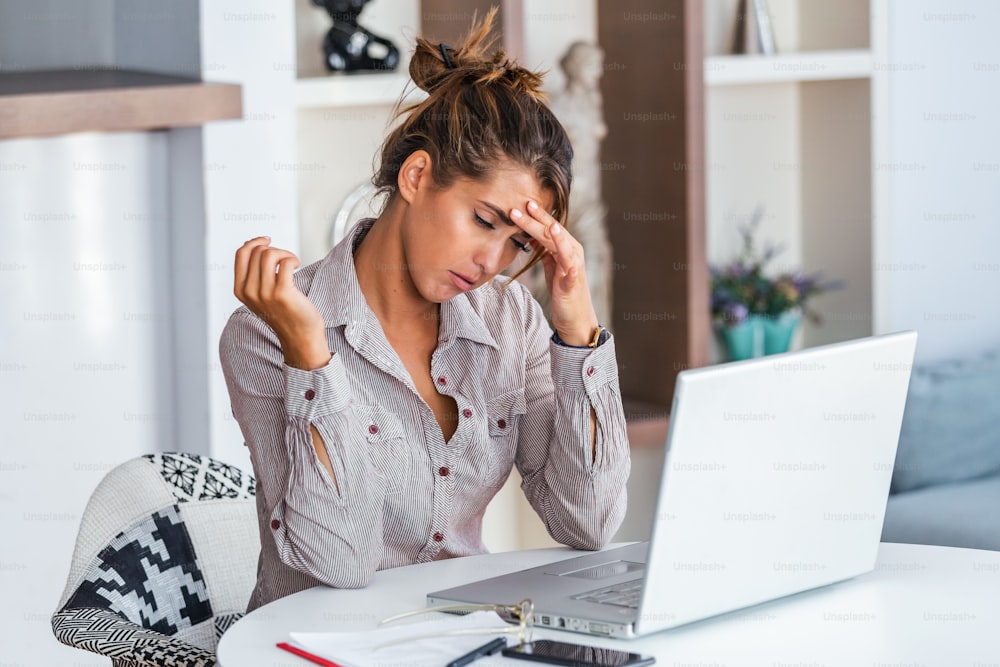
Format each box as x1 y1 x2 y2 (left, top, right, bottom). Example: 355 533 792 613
710 208 844 327
724 302 749 324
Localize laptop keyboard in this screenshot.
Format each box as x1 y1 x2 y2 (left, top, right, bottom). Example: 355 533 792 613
572 578 643 609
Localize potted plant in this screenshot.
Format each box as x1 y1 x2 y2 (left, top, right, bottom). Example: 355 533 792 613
710 209 843 360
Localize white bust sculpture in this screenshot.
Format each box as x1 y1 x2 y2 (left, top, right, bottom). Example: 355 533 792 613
543 41 613 327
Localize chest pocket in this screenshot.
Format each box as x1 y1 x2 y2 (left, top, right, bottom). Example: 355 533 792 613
356 405 410 495
480 389 527 487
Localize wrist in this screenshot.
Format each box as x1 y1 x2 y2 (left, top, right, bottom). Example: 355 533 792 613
555 321 600 347
554 324 609 349
279 333 332 371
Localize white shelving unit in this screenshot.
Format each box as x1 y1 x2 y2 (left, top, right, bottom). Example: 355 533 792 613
292 0 421 265
296 72 413 109
705 49 872 86
704 0 879 354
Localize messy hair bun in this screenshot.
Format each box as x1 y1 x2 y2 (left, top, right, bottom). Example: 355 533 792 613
408 10 545 100
374 7 573 273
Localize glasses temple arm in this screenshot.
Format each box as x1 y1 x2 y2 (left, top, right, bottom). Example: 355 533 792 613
378 603 508 626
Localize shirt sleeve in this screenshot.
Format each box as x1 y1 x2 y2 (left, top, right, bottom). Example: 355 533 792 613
219 308 387 588
514 292 630 549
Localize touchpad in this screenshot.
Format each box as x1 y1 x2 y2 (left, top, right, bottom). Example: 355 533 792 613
556 560 645 580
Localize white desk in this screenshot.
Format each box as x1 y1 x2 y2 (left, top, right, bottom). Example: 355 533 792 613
218 542 1000 666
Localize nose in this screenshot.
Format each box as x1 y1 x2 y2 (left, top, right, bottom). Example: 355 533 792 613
474 237 509 277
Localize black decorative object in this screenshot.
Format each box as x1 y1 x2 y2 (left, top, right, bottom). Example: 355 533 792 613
312 0 400 72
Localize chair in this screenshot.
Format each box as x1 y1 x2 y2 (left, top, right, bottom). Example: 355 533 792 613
329 180 379 248
51 452 260 666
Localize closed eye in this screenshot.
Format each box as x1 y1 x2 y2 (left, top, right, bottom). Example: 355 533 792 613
511 237 532 254
474 210 533 254
474 211 495 230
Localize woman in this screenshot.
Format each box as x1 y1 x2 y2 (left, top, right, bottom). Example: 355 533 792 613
220 11 630 612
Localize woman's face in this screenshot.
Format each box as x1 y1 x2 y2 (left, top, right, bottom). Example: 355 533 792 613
401 164 555 304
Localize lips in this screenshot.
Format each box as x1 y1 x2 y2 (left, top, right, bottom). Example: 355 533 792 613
448 270 477 292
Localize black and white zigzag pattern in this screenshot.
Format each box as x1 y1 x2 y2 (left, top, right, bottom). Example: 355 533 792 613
145 452 255 502
65 505 213 636
52 607 214 667
213 613 243 643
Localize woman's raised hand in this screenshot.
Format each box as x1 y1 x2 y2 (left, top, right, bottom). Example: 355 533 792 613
234 237 331 370
510 201 600 346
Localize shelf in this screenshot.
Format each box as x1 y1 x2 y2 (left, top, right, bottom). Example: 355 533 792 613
705 49 872 86
0 69 242 140
296 71 418 109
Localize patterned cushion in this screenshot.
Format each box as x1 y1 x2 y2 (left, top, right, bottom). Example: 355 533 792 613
52 607 215 667
145 452 256 502
53 453 259 664
65 504 212 635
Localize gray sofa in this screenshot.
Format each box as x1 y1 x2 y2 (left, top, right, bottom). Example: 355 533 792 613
881 348 1000 551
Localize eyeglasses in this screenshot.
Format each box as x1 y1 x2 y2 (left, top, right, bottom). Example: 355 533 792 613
374 598 534 649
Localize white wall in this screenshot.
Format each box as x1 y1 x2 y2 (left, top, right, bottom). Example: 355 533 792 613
520 0 598 93
877 0 1000 361
0 3 173 664
0 2 297 664
199 0 299 470
0 131 171 665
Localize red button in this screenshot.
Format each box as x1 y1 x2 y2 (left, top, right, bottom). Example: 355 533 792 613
437 376 447 386
439 467 449 477
368 424 379 435
462 408 473 418
270 519 280 530
497 419 507 429
586 366 596 377
304 389 316 400
433 532 444 542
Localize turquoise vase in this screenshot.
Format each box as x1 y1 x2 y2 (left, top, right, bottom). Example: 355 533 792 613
762 311 801 355
720 317 763 361
720 311 800 361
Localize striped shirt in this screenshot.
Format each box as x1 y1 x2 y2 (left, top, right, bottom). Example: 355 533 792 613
219 220 630 612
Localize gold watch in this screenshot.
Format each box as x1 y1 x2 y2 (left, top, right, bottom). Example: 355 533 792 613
588 325 610 348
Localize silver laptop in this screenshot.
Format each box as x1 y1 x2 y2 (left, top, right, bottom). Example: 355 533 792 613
428 332 918 638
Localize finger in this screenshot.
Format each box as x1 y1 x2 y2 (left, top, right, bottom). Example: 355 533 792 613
234 236 271 300
274 254 302 294
524 217 576 281
242 241 272 305
545 219 581 278
519 201 580 277
509 207 555 252
256 247 298 302
540 250 557 289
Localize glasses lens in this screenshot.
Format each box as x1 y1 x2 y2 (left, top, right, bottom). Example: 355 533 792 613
518 599 534 643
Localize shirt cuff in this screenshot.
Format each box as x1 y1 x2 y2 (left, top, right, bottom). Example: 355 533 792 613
550 333 620 392
284 353 353 420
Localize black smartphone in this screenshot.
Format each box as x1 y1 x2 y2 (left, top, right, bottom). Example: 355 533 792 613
502 640 655 667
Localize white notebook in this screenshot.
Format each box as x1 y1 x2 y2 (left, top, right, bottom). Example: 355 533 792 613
289 611 513 667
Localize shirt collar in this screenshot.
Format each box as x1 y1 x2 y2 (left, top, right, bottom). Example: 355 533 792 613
307 219 498 350
306 219 371 330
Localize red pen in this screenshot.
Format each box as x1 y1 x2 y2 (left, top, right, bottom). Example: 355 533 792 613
276 641 347 667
